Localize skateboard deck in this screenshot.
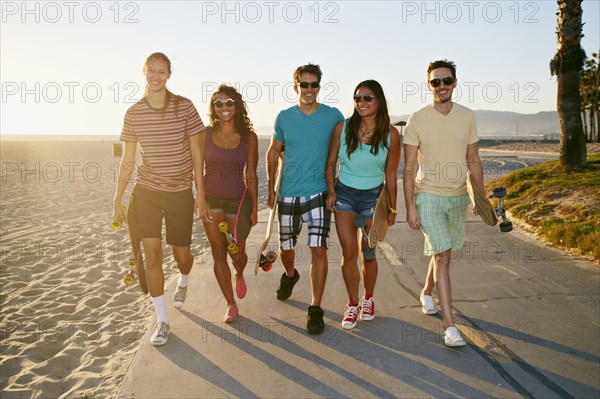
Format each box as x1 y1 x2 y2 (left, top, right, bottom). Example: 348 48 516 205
126 195 149 294
466 172 498 226
233 188 254 245
367 183 390 249
254 158 283 275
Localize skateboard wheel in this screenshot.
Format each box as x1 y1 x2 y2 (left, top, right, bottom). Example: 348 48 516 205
124 273 134 285
218 222 229 233
265 251 277 263
227 243 238 254
500 221 513 233
493 187 507 198
261 263 273 272
127 258 136 268
111 221 122 230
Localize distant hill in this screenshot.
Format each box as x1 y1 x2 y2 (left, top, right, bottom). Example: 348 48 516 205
391 110 560 135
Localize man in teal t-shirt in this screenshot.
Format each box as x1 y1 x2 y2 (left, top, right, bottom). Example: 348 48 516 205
266 63 344 335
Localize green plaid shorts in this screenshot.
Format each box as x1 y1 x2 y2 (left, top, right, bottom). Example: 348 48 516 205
415 192 471 256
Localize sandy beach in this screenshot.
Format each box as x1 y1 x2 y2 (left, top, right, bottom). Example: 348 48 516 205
0 138 580 398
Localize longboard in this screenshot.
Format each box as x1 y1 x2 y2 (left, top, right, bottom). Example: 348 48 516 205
254 158 283 275
466 172 498 227
367 183 390 249
125 195 149 294
233 188 253 245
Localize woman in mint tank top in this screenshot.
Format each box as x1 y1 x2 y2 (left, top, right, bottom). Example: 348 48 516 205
325 80 401 330
198 84 259 323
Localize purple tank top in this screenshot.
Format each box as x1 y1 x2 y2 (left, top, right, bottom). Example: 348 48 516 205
204 128 248 198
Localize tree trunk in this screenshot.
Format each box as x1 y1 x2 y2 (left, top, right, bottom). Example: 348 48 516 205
552 0 587 169
590 108 600 143
558 70 587 165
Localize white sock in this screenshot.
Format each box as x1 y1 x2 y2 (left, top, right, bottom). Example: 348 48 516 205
151 295 169 324
178 272 189 288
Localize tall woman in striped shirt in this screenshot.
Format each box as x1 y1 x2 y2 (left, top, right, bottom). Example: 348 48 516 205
200 84 259 323
112 52 206 346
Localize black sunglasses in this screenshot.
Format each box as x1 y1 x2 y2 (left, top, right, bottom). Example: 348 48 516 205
353 94 375 103
429 77 456 88
298 81 320 89
213 99 235 108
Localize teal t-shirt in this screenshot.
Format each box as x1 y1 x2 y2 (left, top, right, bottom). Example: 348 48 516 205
274 104 344 197
338 119 389 190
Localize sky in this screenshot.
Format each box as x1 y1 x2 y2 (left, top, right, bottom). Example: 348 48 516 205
1 0 599 136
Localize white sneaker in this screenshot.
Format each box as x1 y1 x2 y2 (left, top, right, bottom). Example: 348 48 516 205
151 322 170 346
443 326 466 347
172 285 187 309
420 294 438 315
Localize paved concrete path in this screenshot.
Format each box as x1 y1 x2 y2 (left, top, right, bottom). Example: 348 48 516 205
118 184 599 398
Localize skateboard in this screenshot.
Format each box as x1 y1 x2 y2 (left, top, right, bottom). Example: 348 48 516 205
217 188 254 255
254 158 283 275
111 198 149 294
466 172 513 232
367 183 390 249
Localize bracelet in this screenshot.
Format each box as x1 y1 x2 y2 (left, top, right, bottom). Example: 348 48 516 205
388 207 397 215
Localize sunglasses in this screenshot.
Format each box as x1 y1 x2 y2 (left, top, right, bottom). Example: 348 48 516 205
429 77 456 87
298 81 320 89
353 94 375 103
213 99 235 108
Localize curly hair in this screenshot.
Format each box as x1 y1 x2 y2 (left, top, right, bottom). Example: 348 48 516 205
208 84 255 141
345 80 390 158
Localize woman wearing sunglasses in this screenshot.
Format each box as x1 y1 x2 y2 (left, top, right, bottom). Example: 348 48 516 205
199 84 259 323
325 80 401 329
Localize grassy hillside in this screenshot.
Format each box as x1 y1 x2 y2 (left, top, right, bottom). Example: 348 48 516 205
487 153 600 263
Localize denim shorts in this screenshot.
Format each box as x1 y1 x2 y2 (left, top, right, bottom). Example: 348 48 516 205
206 195 242 217
334 180 383 218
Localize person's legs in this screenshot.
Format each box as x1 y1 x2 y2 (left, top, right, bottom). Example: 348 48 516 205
304 191 331 335
432 249 453 327
164 188 195 309
203 211 236 308
276 196 302 300
335 211 360 305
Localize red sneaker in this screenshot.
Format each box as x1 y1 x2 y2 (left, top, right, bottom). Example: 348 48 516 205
342 304 361 329
360 296 375 321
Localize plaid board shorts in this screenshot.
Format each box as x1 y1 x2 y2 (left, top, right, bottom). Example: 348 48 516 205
415 192 471 256
278 191 331 250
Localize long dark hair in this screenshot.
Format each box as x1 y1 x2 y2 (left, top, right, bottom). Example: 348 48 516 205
143 52 180 119
345 80 390 158
209 84 254 141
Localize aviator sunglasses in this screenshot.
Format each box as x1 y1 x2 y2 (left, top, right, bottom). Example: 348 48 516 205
353 94 375 103
213 99 235 108
298 81 320 89
429 77 456 88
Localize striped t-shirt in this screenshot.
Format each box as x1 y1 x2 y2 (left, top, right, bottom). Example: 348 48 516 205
120 95 206 192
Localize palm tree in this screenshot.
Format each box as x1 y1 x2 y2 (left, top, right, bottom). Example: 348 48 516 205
550 0 587 168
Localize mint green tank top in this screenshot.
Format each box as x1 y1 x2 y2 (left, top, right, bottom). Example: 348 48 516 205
338 119 389 190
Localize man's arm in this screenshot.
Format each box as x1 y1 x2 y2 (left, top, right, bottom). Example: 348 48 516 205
266 138 283 209
403 143 420 229
466 141 484 215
